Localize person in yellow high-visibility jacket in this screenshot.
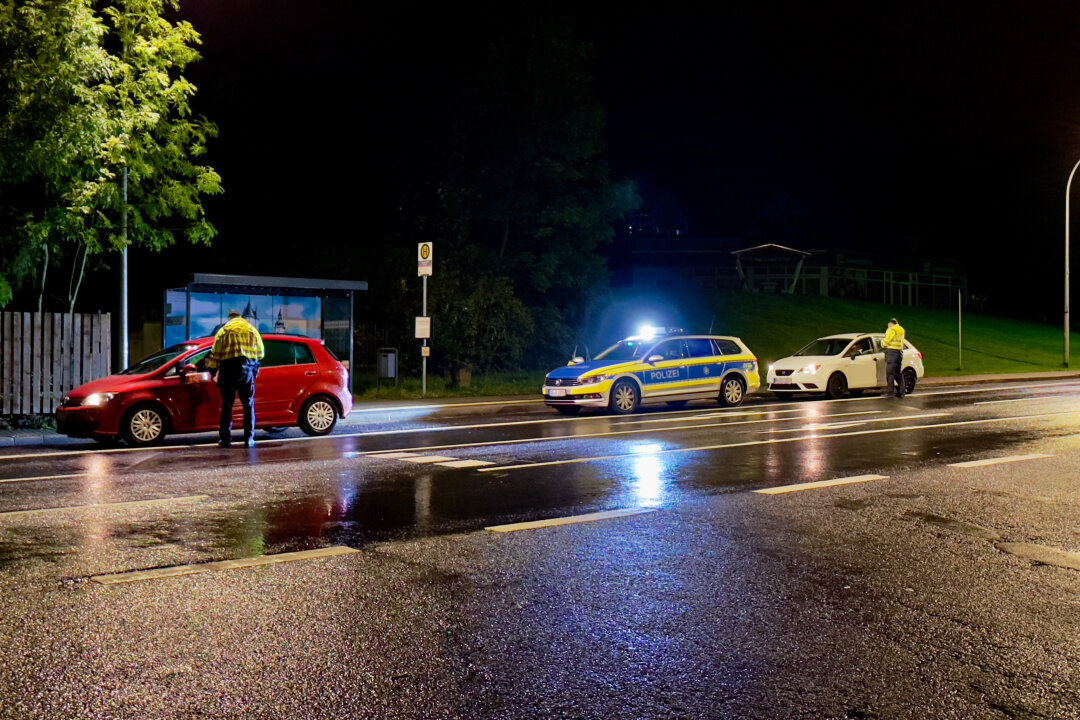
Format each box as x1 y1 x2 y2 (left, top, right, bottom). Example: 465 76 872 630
883 318 906 398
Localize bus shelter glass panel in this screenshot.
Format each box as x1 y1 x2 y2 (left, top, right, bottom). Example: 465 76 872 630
322 295 351 369
186 292 322 339
164 288 188 348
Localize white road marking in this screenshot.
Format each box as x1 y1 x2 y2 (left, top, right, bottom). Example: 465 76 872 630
0 495 208 518
477 410 1080 472
948 454 1055 468
437 459 494 468
400 455 459 464
754 475 888 495
485 508 657 532
974 395 1066 405
0 472 88 484
90 546 359 585
7 379 1080 463
758 412 950 434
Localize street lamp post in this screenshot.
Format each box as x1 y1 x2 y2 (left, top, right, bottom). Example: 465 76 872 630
1067 159 1080 366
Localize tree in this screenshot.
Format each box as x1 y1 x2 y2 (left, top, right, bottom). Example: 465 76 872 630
0 0 220 311
393 5 639 374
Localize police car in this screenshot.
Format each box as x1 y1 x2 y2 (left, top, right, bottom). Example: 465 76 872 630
543 328 761 415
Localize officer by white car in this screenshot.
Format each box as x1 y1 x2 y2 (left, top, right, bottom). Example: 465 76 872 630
766 333 925 399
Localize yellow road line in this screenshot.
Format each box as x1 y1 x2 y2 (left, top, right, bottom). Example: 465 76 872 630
0 495 208 518
90 546 359 585
948 454 1054 468
754 475 887 495
400 455 458 464
0 472 88 484
368 451 419 459
485 508 657 533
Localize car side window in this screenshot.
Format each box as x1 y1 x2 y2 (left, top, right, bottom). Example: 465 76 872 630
294 343 316 365
261 340 294 367
650 339 686 361
167 349 210 375
854 338 875 355
714 339 741 355
684 338 714 358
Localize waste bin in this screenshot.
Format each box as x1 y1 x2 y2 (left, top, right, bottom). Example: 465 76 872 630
377 347 398 387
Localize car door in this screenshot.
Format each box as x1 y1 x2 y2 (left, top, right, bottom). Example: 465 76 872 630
844 337 880 388
638 338 688 399
684 338 722 395
154 349 221 432
255 340 321 423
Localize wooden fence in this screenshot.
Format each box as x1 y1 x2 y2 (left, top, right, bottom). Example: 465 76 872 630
0 312 111 415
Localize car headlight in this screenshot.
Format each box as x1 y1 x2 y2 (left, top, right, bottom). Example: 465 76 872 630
581 374 609 384
798 364 821 375
82 392 116 407
767 364 774 374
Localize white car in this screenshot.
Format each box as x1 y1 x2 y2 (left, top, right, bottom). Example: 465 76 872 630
766 333 925 399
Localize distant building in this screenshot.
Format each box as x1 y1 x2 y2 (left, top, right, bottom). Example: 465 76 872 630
612 236 967 309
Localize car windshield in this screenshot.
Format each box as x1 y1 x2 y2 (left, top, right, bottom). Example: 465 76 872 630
793 338 852 357
119 344 199 375
594 339 651 363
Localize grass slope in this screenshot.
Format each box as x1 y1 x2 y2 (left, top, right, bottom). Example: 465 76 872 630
706 291 1077 377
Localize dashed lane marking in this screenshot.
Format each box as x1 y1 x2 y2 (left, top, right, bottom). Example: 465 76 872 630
367 451 420 459
0 495 208 518
400 455 459 464
0 473 88 484
948 454 1055 468
478 410 1080 472
754 475 888 495
485 508 657 532
437 459 495 468
90 546 359 585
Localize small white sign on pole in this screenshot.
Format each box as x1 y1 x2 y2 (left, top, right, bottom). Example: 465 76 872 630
418 242 433 276
415 316 431 339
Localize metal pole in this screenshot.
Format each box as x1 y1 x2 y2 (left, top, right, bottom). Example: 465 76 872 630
120 166 129 369
958 289 962 370
1066 158 1080 367
422 274 427 397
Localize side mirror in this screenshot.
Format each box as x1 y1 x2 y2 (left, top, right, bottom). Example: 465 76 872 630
648 354 664 363
180 363 198 374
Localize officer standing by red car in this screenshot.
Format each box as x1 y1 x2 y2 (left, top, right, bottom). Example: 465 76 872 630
207 310 265 447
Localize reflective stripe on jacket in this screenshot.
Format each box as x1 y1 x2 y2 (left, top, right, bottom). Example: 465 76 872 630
207 317 265 369
883 324 906 350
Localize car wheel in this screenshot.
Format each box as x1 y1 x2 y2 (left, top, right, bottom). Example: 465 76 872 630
609 379 640 415
903 368 917 395
666 400 688 408
120 404 168 447
719 375 746 407
298 396 339 435
825 372 848 399
554 406 581 416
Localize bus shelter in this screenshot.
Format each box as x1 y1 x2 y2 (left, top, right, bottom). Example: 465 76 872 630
164 274 367 389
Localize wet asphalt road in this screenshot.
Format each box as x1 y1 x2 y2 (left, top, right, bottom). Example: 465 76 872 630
1 380 1080 719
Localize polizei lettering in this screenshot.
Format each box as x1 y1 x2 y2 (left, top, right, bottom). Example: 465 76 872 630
648 368 680 381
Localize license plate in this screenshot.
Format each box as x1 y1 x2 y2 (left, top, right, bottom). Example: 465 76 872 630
548 388 566 397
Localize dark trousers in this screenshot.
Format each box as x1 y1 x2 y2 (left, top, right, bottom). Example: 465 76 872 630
885 349 904 397
217 357 258 441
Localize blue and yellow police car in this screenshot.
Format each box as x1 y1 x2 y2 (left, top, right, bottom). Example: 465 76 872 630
542 327 761 415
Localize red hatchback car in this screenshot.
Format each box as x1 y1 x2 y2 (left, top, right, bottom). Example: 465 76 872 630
56 334 353 446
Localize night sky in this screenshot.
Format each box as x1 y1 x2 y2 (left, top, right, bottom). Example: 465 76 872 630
157 1 1080 318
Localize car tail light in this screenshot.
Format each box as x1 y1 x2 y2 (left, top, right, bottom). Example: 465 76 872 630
917 352 923 359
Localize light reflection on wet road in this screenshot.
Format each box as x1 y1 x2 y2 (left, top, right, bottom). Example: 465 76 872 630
1 380 1079 574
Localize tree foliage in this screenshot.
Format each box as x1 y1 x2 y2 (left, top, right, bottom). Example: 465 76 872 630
0 0 220 310
389 6 639 376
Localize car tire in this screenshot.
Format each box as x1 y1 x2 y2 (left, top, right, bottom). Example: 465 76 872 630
298 396 339 435
825 372 848 399
554 406 581 416
903 368 917 395
609 379 640 415
666 400 688 408
719 375 747 407
120 404 168 447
